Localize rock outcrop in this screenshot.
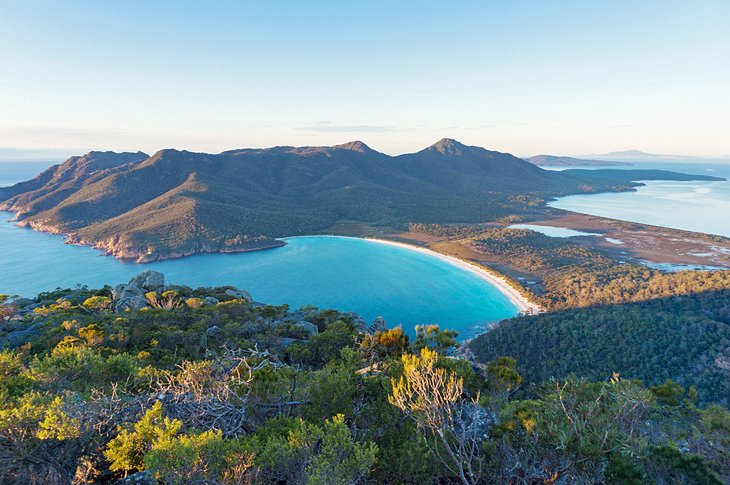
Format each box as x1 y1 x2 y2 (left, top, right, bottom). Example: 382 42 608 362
112 270 166 312
115 295 149 312
370 316 387 334
0 322 42 350
292 320 318 336
342 312 369 333
224 288 252 301
129 270 166 292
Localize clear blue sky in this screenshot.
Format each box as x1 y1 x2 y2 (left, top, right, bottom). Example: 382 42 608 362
1 0 728 159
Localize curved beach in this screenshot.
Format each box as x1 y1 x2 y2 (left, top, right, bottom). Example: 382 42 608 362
284 234 540 315
365 237 541 315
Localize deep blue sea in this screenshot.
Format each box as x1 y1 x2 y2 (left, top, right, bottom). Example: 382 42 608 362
548 161 730 237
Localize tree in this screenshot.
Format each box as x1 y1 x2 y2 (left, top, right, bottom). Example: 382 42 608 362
389 347 487 485
0 392 114 484
486 356 523 397
527 375 653 482
144 429 254 484
105 401 182 475
650 379 685 406
78 324 105 347
306 415 378 485
360 326 409 364
251 415 377 484
81 296 111 312
145 290 182 310
412 325 458 354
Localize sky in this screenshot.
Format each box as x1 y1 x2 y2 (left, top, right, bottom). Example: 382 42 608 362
1 0 729 160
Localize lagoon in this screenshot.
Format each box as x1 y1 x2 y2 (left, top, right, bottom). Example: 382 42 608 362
508 223 599 238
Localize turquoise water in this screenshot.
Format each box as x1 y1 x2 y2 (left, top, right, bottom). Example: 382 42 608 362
0 214 517 338
549 162 730 237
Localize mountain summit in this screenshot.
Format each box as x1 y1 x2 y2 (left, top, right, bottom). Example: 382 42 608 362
427 138 469 156
336 140 372 153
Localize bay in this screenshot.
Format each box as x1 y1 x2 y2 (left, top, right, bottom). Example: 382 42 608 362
0 213 518 338
548 161 730 237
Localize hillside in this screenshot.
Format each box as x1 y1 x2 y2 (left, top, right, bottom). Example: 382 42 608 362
468 290 730 405
1 275 728 484
527 154 631 167
0 139 722 262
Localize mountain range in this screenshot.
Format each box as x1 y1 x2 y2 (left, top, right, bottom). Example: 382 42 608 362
0 139 722 262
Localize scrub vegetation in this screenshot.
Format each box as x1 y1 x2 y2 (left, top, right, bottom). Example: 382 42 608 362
1 282 728 484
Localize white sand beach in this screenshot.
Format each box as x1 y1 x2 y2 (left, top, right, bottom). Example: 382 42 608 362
282 234 542 315
365 237 541 315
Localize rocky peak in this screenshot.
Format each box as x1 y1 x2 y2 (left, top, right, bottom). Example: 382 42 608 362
336 140 372 153
428 138 469 157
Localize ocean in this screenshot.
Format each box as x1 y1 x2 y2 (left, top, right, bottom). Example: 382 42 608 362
548 161 730 238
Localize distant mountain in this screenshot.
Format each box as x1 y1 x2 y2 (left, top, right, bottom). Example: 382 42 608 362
583 149 698 161
0 139 722 262
526 155 631 167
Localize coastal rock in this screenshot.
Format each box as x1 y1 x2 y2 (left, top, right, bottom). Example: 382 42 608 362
115 295 149 312
370 316 387 334
225 288 252 301
111 271 167 312
204 296 220 306
111 284 126 300
117 284 144 301
129 270 165 292
292 320 318 336
19 303 42 313
287 310 308 320
0 323 42 350
343 312 369 333
8 298 34 309
278 337 300 347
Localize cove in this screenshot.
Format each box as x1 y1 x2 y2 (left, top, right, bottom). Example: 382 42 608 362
0 214 518 339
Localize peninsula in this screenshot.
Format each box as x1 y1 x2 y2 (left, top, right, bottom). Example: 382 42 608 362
0 139 721 262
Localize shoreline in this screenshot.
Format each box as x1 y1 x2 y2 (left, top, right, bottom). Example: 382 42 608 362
366 238 542 315
1 211 539 314
285 234 541 315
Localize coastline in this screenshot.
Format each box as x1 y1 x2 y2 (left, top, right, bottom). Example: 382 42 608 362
285 234 541 315
2 210 540 315
366 237 542 315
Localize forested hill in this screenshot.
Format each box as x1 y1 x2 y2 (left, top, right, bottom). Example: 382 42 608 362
0 139 722 262
468 289 730 405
